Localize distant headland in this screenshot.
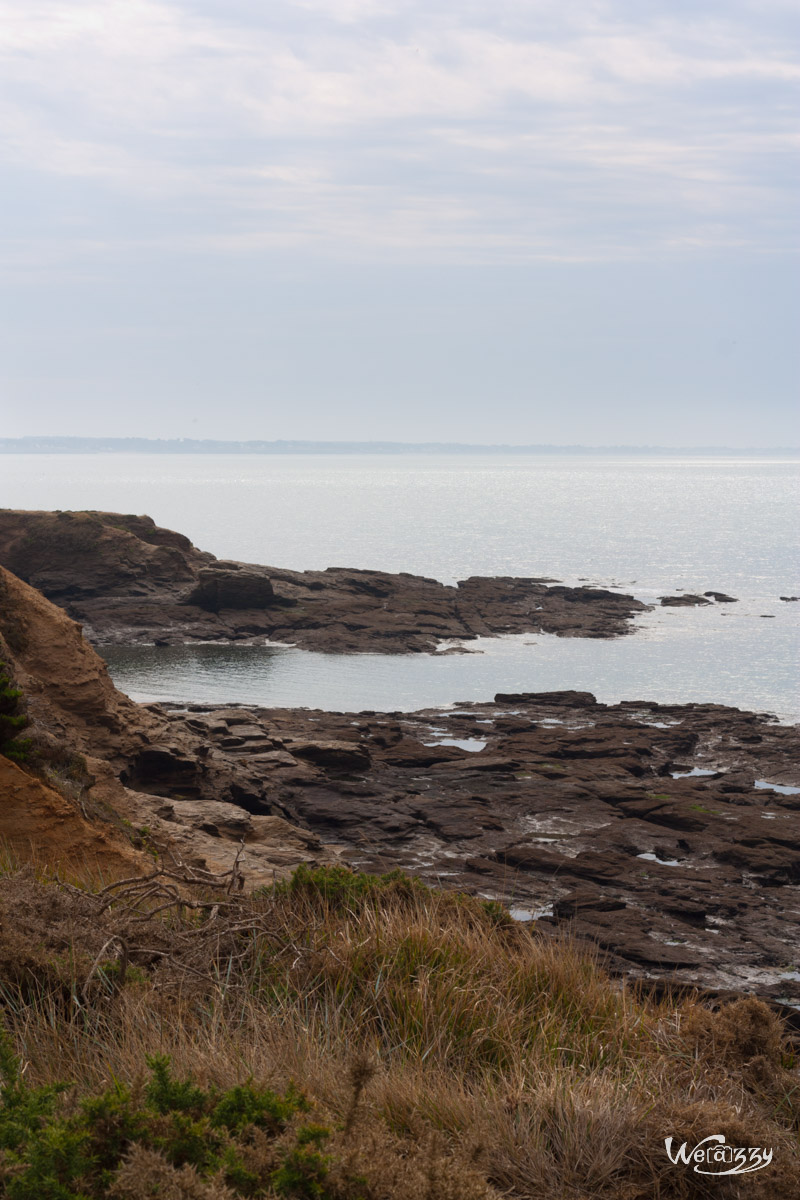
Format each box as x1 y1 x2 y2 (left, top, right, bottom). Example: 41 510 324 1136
1 436 797 455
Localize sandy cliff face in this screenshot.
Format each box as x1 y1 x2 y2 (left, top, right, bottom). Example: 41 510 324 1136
0 563 158 755
0 755 146 875
0 564 330 885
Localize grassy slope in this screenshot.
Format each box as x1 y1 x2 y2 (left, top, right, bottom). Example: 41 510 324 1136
0 858 798 1199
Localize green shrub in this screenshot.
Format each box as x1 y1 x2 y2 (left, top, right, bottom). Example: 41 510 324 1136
211 1082 310 1136
0 1036 320 1198
270 1124 332 1198
271 862 426 912
144 1054 209 1116
0 661 31 764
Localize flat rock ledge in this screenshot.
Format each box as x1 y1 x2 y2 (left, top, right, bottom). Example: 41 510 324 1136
0 509 651 651
132 690 800 1006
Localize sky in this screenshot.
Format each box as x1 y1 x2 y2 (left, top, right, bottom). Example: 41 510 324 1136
0 0 798 447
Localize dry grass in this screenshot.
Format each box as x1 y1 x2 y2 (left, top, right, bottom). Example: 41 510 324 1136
0 856 798 1198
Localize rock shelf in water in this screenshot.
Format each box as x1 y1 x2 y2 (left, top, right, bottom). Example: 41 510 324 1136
0 509 649 651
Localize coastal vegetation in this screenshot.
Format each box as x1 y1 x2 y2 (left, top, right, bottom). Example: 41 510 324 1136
0 663 30 765
1 527 799 1195
0 855 797 1198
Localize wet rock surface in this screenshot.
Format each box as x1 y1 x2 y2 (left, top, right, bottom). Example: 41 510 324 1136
0 509 651 650
142 692 800 1001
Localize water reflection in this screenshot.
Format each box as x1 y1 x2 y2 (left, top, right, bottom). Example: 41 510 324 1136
101 600 799 722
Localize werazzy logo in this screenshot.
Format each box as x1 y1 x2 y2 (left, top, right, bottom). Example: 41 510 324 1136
665 1135 773 1176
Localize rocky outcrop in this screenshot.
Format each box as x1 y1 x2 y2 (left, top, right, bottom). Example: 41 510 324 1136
185 565 280 612
0 510 649 651
659 594 711 607
0 564 333 886
0 510 204 600
0 563 157 756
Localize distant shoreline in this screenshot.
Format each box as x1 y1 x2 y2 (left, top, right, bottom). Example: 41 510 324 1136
1 437 798 456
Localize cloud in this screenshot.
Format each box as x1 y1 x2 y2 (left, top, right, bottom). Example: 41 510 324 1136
0 0 796 261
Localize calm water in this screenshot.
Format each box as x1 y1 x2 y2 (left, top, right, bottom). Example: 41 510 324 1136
2 453 798 719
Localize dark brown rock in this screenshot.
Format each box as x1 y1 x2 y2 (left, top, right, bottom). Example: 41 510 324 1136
286 739 371 771
494 690 598 707
185 567 278 612
0 510 650 652
122 746 205 797
660 594 712 606
553 889 627 917
383 740 468 767
0 510 201 600
714 841 800 884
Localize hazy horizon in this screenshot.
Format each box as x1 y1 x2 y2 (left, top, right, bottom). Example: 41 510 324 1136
4 436 800 453
1 1 798 446
1 436 799 455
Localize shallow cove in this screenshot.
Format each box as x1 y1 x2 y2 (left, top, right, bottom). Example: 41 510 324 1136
9 451 792 717
101 599 799 721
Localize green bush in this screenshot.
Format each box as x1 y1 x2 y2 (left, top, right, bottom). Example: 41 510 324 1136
0 1033 334 1199
271 862 425 912
0 661 31 764
270 1124 332 1198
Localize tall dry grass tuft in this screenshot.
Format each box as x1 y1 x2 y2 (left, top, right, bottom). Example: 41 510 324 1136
0 858 798 1198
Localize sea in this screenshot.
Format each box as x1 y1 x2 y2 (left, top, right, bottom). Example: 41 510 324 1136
2 453 798 721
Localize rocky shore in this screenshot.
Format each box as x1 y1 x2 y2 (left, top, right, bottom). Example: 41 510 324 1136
0 509 650 650
1 509 798 1009
139 692 799 1004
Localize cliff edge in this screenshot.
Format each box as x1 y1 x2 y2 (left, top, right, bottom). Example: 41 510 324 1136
0 563 329 884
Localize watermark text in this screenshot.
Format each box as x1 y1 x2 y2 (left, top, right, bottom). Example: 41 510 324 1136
665 1134 773 1176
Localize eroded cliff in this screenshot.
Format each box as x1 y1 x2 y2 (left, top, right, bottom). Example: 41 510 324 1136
0 564 330 885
